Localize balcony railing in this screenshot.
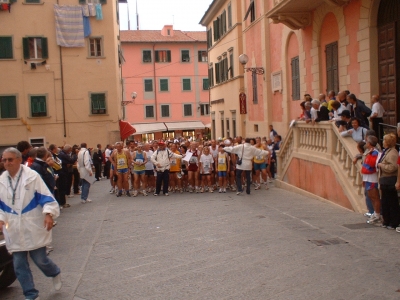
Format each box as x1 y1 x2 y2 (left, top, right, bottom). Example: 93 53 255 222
276 121 365 212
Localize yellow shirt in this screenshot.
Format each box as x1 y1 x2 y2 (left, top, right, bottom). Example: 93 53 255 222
253 145 266 164
170 150 181 172
116 152 128 170
217 153 227 171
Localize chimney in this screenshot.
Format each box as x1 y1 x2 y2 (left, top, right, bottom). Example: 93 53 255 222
161 25 174 37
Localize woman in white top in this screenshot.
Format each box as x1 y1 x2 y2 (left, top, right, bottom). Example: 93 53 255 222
199 146 214 193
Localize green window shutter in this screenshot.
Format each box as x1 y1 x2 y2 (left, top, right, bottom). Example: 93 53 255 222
144 79 153 92
41 38 48 59
91 94 99 110
9 0 17 3
160 79 168 91
31 96 47 116
99 0 107 4
161 105 169 117
203 78 209 90
155 51 159 62
22 38 30 59
0 37 13 59
146 106 154 118
184 104 192 116
182 50 189 62
167 50 171 62
0 96 17 119
183 79 191 91
98 94 106 109
79 0 85 4
143 50 151 62
230 53 234 78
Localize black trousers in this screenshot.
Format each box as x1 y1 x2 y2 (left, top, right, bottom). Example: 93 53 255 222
66 172 73 196
381 186 400 227
372 117 384 141
73 168 80 193
104 161 111 179
156 170 170 195
94 162 102 180
236 169 251 194
56 172 67 206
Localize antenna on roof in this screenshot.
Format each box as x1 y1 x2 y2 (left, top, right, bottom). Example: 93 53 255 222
136 0 139 30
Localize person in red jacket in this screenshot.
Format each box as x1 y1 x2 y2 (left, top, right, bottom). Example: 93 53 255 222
361 136 381 225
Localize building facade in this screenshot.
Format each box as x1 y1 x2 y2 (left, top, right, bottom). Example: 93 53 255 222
120 26 210 141
0 0 123 150
201 0 398 139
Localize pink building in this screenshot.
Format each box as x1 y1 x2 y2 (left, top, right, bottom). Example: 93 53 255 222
120 26 210 141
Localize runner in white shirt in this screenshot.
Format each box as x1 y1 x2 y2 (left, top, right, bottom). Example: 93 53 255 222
209 140 219 188
199 147 214 193
370 94 385 139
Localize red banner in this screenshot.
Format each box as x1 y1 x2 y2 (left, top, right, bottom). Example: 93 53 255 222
239 92 247 114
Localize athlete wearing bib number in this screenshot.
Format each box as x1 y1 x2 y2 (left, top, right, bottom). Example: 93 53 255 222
132 144 148 197
199 147 214 193
110 142 132 197
253 138 269 190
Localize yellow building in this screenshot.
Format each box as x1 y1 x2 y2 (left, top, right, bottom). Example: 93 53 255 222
0 0 123 150
200 0 245 139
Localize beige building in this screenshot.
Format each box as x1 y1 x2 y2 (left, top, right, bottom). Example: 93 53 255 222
0 0 123 150
200 0 245 139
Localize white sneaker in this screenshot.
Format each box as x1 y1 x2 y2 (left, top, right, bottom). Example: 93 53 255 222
109 187 114 194
53 274 62 291
81 200 86 204
86 199 92 203
219 188 222 193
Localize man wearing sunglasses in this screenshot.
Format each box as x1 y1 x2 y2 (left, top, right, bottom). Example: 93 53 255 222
0 147 62 300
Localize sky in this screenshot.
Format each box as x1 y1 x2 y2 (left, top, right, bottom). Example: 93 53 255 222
118 0 214 32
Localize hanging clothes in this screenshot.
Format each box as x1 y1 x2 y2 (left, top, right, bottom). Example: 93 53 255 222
88 4 96 17
95 4 102 20
83 16 91 37
81 5 89 17
53 4 84 47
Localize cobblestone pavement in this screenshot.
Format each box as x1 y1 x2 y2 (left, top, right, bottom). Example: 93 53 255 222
3 180 400 300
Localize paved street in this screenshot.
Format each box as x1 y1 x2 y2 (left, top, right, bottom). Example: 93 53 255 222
3 180 400 300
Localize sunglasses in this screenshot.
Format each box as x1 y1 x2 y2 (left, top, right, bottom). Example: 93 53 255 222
1 158 15 163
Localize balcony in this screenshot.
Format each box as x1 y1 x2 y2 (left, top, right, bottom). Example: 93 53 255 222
266 0 351 30
275 121 365 212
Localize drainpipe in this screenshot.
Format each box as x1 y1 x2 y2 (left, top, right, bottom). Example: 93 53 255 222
153 44 158 121
57 0 66 137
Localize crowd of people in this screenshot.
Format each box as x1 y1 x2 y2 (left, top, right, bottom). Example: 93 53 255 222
298 90 400 231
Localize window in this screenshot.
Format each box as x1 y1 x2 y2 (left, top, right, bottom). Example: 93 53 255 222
142 50 152 63
89 38 102 57
144 79 153 92
183 130 195 138
23 37 48 59
30 138 44 147
232 111 237 137
291 56 300 100
162 131 174 139
208 66 214 87
161 105 170 117
182 78 191 91
215 56 229 84
229 51 234 78
0 95 17 119
25 0 41 4
198 51 208 62
252 72 258 104
200 104 210 116
226 119 230 135
228 3 232 28
221 114 225 137
207 28 213 49
30 95 47 117
160 79 169 92
155 50 171 63
0 37 13 59
145 105 154 118
142 133 154 141
183 104 192 116
91 93 106 114
79 0 106 4
244 0 255 23
203 78 209 90
213 10 227 41
326 42 339 94
181 50 190 62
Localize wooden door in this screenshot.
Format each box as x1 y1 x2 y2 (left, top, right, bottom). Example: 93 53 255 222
378 22 397 126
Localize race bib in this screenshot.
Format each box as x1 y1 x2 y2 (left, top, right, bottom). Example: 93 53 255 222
218 157 225 164
256 155 263 160
136 159 143 164
171 159 176 166
117 158 125 167
190 156 198 164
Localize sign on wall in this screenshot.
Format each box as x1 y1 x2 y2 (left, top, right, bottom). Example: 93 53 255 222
239 92 247 114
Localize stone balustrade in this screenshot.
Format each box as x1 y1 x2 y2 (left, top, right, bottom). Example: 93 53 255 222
276 121 365 212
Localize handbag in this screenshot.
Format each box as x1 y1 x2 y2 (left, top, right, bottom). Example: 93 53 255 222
237 144 245 165
379 176 397 186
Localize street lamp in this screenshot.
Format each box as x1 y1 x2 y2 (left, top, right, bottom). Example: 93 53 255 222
239 54 264 75
121 91 137 106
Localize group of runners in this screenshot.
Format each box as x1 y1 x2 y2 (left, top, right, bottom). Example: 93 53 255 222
105 137 276 197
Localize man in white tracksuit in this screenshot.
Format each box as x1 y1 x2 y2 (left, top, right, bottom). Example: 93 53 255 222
0 147 61 300
224 138 269 195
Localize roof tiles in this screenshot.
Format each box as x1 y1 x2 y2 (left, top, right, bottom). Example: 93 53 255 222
120 30 206 43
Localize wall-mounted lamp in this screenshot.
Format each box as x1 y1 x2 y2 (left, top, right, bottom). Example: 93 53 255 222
121 92 137 106
239 54 264 75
